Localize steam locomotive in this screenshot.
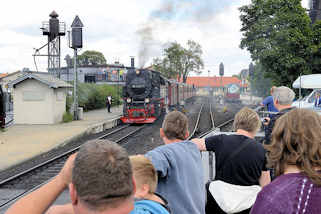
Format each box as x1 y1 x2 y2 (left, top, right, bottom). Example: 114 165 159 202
121 69 195 124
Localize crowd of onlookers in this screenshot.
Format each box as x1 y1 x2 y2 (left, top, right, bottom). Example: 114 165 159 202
5 86 321 214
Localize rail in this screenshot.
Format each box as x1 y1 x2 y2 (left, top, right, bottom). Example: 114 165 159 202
0 124 147 209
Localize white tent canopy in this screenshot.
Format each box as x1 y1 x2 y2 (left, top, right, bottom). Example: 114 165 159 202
292 74 321 89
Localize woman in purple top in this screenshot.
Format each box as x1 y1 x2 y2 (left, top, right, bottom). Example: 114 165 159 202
251 109 321 214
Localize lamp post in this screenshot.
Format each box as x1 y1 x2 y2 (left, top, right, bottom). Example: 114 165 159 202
70 15 84 120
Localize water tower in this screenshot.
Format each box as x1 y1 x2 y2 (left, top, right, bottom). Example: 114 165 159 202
39 11 65 76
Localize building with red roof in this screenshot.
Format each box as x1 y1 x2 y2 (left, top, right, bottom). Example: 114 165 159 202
186 76 247 88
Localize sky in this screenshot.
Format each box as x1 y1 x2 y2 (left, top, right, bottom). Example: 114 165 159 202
0 0 310 77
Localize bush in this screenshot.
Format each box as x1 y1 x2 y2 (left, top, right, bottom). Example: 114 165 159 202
77 83 122 111
63 111 73 123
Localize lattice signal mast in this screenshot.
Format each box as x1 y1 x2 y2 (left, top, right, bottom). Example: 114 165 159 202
40 11 65 76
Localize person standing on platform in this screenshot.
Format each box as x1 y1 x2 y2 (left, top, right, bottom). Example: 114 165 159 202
106 94 112 113
145 111 205 214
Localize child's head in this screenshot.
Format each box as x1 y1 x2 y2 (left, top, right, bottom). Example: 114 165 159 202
130 155 157 198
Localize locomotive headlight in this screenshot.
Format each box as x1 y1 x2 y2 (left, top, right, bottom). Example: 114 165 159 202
145 98 150 103
126 98 132 103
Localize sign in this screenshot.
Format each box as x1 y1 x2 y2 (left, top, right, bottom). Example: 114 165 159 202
71 15 84 28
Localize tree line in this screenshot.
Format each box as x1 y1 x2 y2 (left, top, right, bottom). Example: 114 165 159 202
240 0 321 91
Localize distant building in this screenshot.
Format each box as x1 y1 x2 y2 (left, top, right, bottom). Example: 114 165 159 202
49 63 132 85
9 71 72 124
0 73 8 78
186 76 247 91
0 71 24 92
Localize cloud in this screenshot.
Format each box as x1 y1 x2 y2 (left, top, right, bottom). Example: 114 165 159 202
5 0 310 77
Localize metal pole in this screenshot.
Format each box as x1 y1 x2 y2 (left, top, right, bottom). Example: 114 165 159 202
118 70 120 105
73 48 78 120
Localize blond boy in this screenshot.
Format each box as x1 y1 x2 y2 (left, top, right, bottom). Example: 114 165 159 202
129 155 170 214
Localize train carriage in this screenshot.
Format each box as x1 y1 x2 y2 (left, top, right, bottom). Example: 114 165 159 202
224 83 241 103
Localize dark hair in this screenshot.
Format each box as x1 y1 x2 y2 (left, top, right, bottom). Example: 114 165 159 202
162 111 189 140
72 140 133 210
266 109 321 185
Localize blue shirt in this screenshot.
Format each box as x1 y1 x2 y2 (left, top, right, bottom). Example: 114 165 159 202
315 97 321 107
262 96 278 112
131 199 170 214
145 141 205 214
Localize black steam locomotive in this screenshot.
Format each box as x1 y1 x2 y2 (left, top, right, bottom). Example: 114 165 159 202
121 69 165 123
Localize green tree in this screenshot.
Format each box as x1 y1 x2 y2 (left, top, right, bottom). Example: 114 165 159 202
77 50 107 66
153 40 204 82
239 0 313 87
249 62 273 97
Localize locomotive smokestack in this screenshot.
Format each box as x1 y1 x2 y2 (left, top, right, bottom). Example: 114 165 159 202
131 56 135 68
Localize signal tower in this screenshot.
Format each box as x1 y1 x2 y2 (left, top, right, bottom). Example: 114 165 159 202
37 11 65 76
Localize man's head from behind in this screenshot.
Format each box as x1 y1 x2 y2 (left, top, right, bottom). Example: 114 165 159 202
160 111 189 142
272 86 295 109
70 140 134 213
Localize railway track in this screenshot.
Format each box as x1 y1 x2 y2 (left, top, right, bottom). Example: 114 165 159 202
0 124 147 209
188 98 215 139
0 97 240 210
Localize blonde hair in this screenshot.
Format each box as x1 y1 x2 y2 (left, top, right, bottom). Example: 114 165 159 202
266 108 321 185
129 155 158 193
233 107 261 133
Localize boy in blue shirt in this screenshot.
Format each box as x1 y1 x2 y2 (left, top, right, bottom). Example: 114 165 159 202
130 155 170 214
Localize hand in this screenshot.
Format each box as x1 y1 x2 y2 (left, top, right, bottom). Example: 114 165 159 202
263 117 270 126
57 153 77 187
191 138 206 151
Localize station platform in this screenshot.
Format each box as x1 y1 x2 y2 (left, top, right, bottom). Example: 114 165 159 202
0 105 122 171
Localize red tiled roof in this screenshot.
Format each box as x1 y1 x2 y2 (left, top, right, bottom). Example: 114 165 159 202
186 76 247 87
0 73 8 78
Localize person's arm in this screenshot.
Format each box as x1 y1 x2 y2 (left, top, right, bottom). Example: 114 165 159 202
46 204 74 214
191 138 206 151
259 171 271 187
5 154 76 214
145 149 170 178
